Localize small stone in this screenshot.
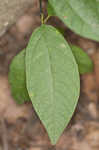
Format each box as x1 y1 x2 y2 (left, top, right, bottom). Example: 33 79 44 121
88 103 98 119
16 15 34 34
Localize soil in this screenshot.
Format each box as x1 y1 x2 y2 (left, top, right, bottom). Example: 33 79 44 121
0 0 99 150
0 0 34 36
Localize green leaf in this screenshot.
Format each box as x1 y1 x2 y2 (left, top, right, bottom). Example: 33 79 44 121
9 50 30 104
26 24 80 144
70 45 94 74
47 1 56 16
52 27 93 74
48 0 99 41
56 27 65 36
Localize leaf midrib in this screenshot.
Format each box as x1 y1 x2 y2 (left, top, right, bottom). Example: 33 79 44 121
43 33 55 117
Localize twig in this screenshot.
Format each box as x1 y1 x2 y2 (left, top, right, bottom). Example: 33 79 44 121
39 0 44 24
39 0 42 16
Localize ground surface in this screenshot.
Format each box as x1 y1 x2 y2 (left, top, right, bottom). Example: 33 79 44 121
0 0 99 150
0 0 34 35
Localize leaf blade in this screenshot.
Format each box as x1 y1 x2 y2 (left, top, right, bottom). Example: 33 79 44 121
9 50 30 104
26 25 80 144
47 1 56 16
70 45 94 74
48 0 99 41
